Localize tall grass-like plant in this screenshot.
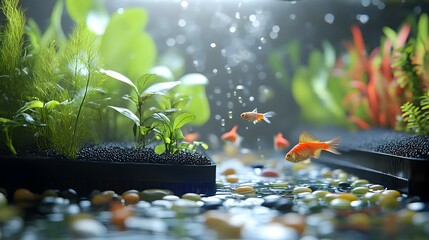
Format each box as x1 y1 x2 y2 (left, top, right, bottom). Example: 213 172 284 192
0 0 27 118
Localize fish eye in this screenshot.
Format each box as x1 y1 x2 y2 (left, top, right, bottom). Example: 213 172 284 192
240 113 244 117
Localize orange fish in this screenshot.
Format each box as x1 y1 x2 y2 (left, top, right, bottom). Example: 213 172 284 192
221 125 238 143
183 132 200 143
274 132 290 150
240 108 276 124
285 131 340 163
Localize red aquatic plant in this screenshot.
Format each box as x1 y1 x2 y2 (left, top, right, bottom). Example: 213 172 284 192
340 24 411 129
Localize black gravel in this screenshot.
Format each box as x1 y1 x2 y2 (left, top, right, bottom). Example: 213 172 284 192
338 129 429 159
17 143 212 166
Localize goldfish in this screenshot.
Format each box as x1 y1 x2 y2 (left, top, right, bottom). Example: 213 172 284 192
221 125 239 143
240 108 276 124
285 131 340 163
274 132 290 150
183 132 200 143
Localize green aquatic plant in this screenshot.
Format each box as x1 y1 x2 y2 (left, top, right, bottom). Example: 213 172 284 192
0 0 27 118
101 69 180 149
400 92 429 136
0 100 45 155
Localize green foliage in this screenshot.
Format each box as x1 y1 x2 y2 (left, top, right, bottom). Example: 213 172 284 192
0 100 45 155
100 8 156 79
290 42 348 126
400 92 429 135
0 0 26 117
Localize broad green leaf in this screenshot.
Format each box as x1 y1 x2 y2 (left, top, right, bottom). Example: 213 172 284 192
17 100 44 114
44 100 60 110
143 81 181 94
108 106 140 126
100 69 138 94
152 112 171 124
136 74 157 94
172 128 184 141
139 126 152 136
286 40 301 69
154 143 166 155
66 0 92 24
100 8 156 79
173 112 195 130
175 74 210 126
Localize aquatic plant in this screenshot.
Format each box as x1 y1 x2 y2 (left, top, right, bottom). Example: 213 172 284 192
274 13 429 132
400 92 429 136
102 69 208 155
0 101 45 155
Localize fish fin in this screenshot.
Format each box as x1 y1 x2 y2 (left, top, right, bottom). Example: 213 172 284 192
313 149 322 158
262 111 276 124
253 120 258 124
325 136 341 155
252 108 258 113
299 131 319 143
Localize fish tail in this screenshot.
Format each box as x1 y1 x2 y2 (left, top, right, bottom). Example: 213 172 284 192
325 137 340 155
262 111 276 123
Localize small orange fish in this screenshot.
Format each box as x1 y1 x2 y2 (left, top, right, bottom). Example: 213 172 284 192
221 125 238 143
285 131 340 163
183 132 200 143
274 132 290 150
240 108 276 124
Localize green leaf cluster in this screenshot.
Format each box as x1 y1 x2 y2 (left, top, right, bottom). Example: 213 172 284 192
400 92 429 136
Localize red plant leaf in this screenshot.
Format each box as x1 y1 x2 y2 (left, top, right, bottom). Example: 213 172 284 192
382 39 393 82
397 24 411 47
348 115 371 129
351 25 368 70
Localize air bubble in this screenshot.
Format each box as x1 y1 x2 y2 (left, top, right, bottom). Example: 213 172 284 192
210 43 216 48
236 85 245 90
249 96 255 102
181 1 188 8
324 13 335 24
221 119 225 127
178 19 186 27
213 69 218 75
238 96 243 104
235 12 240 19
227 101 234 109
356 14 369 24
228 111 233 119
233 91 237 97
290 14 296 20
272 25 280 33
225 65 232 74
215 115 221 120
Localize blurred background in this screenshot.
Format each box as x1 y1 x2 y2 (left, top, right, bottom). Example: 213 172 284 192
15 0 429 151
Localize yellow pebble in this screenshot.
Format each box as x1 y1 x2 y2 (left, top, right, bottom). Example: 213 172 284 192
226 175 239 183
292 187 312 194
221 168 236 176
324 193 340 202
235 186 255 194
338 193 359 202
182 193 202 201
382 190 401 198
312 190 330 199
369 184 384 191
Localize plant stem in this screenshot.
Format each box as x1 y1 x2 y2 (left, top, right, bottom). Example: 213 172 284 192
70 68 91 157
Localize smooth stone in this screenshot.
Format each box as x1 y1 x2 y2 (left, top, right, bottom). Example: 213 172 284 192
338 182 351 188
151 200 173 209
201 197 223 210
182 193 202 201
351 179 369 188
241 222 299 240
261 169 281 178
163 195 180 201
125 217 168 233
351 187 370 195
140 189 173 203
262 195 282 208
292 187 312 194
70 219 107 238
273 198 294 213
407 202 428 212
329 198 351 211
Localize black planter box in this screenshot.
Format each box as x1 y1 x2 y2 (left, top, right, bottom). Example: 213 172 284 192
315 128 429 200
0 154 217 197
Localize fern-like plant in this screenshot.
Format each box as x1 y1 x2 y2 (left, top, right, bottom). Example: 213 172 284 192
401 92 429 136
